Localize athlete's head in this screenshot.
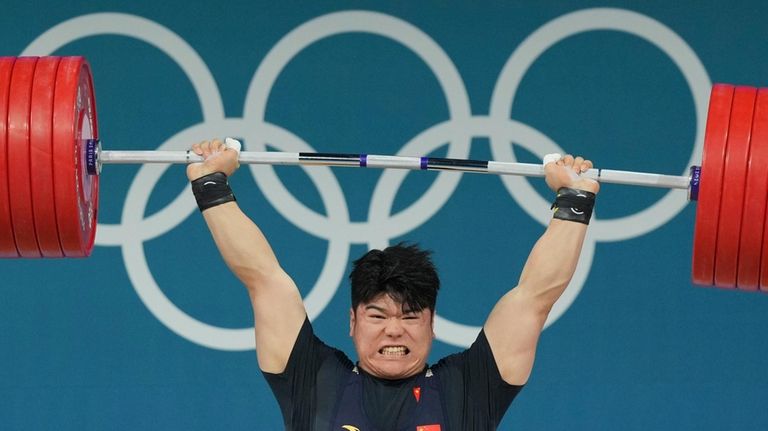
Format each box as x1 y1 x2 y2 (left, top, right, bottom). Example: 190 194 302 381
348 243 440 379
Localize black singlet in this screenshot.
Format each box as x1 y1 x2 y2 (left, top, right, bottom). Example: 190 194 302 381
263 318 522 430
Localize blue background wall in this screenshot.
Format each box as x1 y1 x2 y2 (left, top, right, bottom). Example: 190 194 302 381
2 1 767 429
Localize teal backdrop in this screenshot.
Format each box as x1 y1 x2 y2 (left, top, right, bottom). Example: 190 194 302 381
2 1 767 430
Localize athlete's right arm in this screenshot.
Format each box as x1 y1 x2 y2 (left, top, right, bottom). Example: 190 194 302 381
187 139 307 374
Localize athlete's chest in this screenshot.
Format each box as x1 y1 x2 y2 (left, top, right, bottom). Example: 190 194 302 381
331 366 445 431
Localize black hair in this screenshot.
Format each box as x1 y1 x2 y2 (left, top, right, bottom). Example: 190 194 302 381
349 242 440 312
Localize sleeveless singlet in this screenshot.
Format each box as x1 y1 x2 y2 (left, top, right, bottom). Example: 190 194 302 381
331 366 446 431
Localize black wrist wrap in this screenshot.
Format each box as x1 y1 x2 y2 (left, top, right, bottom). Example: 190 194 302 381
551 187 596 225
191 172 236 212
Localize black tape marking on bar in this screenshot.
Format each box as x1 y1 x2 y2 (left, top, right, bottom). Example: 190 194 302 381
426 157 489 172
298 153 361 166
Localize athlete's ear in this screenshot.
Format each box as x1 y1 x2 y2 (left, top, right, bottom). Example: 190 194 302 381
349 308 356 337
430 309 436 339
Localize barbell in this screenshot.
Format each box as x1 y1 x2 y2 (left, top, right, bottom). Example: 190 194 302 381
0 56 764 292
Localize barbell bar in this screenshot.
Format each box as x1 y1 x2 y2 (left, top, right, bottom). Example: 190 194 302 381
0 56 764 292
92 145 697 190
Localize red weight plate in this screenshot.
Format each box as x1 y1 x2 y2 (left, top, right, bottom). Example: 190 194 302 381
714 86 757 288
30 56 64 257
0 57 18 257
738 89 768 290
759 90 768 291
8 57 41 258
692 84 734 286
53 57 99 257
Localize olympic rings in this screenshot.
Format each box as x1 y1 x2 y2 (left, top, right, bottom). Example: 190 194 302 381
489 8 711 241
21 8 707 350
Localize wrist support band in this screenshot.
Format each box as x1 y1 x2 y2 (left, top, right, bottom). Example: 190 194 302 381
191 172 236 212
551 187 596 225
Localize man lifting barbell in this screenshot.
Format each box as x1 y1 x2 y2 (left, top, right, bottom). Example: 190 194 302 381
186 138 598 430
2 54 767 428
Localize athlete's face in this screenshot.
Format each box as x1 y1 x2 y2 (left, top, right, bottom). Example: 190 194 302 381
350 293 435 380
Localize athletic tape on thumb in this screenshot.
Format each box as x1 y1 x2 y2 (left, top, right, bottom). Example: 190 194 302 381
543 153 562 166
224 137 242 153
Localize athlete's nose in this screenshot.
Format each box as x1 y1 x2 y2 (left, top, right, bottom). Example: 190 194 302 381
384 317 405 337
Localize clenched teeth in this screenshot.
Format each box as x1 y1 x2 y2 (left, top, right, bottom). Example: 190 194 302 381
379 346 409 355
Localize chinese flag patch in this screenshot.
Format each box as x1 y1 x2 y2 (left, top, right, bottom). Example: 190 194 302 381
416 425 441 431
413 386 421 402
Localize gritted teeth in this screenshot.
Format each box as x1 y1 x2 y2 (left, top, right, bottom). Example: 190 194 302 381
379 346 409 355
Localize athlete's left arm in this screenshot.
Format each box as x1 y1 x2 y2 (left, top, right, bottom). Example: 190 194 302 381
483 155 599 386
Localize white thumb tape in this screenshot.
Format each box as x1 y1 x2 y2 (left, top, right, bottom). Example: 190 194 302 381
543 153 562 166
224 137 242 153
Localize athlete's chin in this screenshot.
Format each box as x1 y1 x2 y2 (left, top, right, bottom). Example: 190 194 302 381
369 359 422 379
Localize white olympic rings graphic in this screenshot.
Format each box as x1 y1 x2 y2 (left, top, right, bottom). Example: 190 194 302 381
22 8 710 350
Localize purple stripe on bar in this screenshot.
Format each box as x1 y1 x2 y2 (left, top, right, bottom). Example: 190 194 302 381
360 154 368 167
420 157 428 170
689 166 701 201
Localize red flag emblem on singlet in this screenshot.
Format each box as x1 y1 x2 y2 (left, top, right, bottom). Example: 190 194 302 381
416 425 441 431
413 386 421 402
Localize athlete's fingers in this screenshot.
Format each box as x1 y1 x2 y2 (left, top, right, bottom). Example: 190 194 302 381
572 156 584 173
191 142 204 156
210 139 225 152
561 154 574 168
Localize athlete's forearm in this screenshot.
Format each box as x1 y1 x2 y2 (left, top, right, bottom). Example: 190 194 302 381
202 201 285 290
515 218 588 312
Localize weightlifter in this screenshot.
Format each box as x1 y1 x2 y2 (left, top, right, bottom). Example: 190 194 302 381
186 138 598 430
